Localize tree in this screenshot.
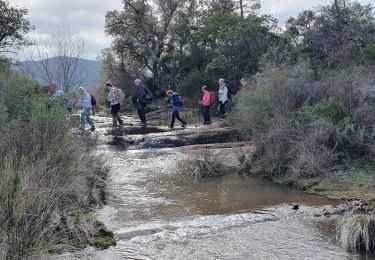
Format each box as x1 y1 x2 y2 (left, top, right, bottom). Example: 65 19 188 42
0 0 32 53
106 0 200 89
190 11 279 80
25 29 89 92
285 0 375 69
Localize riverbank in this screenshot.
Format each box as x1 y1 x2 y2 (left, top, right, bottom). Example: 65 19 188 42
272 165 375 206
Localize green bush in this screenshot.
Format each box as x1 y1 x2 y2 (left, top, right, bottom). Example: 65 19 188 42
177 70 212 99
0 71 106 259
297 100 346 124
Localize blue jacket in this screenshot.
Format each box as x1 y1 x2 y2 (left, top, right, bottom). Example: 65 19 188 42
170 93 182 112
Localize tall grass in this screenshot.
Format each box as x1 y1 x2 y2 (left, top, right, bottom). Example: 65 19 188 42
337 214 375 253
177 151 230 179
0 71 106 259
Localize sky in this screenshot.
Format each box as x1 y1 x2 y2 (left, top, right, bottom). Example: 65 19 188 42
9 0 375 61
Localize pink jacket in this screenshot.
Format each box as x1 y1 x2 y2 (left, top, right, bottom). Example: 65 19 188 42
202 91 211 106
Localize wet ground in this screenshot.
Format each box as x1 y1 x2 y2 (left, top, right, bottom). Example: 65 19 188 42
57 115 363 259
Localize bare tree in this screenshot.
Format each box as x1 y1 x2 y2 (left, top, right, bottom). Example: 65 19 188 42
25 28 89 92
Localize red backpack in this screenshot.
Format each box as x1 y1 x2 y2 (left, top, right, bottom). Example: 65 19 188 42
209 92 215 105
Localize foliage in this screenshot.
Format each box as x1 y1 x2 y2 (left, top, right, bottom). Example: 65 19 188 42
191 11 279 80
297 100 346 124
0 71 107 259
0 0 32 52
285 0 375 70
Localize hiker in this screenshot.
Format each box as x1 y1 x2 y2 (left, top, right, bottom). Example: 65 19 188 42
77 87 95 131
166 90 187 129
240 78 251 92
199 85 212 124
105 81 124 128
134 79 149 128
44 82 72 113
218 78 229 119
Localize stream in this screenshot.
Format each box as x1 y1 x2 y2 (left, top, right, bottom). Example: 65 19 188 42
58 115 363 259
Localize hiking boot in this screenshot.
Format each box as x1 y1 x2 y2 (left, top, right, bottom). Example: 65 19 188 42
141 123 147 128
168 126 175 130
181 123 187 128
90 126 96 132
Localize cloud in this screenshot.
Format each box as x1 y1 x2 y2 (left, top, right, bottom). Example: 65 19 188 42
8 0 375 60
10 0 123 60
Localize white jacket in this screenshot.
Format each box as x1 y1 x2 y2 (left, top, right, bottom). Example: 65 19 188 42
80 92 92 109
219 84 228 102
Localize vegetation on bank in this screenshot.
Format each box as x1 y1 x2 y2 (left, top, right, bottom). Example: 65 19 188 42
0 66 113 259
223 0 375 206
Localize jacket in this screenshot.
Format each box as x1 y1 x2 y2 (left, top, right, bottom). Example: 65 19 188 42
219 84 228 102
202 91 211 106
80 92 92 109
107 87 120 106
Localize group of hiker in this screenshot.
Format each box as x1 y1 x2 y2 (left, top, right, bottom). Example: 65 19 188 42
45 77 252 131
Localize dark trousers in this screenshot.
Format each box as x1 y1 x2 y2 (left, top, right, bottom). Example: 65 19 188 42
137 102 147 125
170 111 186 128
111 103 123 126
203 105 211 123
219 101 228 117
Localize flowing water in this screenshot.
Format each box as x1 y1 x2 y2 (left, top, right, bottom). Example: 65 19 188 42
59 116 363 259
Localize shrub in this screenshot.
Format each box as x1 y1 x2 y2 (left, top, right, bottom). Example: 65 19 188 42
297 100 346 124
177 151 229 179
0 71 106 259
177 70 212 99
337 214 375 253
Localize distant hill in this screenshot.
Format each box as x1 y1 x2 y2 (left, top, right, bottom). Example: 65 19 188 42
12 57 101 92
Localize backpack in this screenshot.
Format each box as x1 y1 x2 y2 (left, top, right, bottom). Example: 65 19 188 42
117 88 126 105
89 93 97 115
145 87 153 102
209 92 215 105
173 93 183 106
90 93 97 107
226 83 238 97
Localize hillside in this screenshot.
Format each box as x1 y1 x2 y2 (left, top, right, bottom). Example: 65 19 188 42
12 57 101 91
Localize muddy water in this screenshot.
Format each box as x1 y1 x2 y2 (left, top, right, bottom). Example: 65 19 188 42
64 116 359 259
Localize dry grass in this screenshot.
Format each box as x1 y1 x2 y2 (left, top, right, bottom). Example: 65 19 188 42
177 151 230 179
0 72 108 259
336 214 375 253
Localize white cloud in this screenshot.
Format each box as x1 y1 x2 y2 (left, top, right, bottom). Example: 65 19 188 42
9 0 123 60
7 0 375 60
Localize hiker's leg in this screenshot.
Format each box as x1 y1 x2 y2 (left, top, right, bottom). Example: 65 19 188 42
219 101 224 116
170 111 177 128
203 106 210 122
85 108 94 127
137 105 142 122
222 101 228 116
140 103 147 124
80 109 87 127
176 112 186 125
116 105 123 125
111 104 120 127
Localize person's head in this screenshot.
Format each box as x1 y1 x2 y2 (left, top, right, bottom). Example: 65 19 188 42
134 79 142 87
78 87 85 95
240 78 247 86
46 81 58 96
219 78 225 86
105 81 113 91
166 90 174 97
202 85 208 93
